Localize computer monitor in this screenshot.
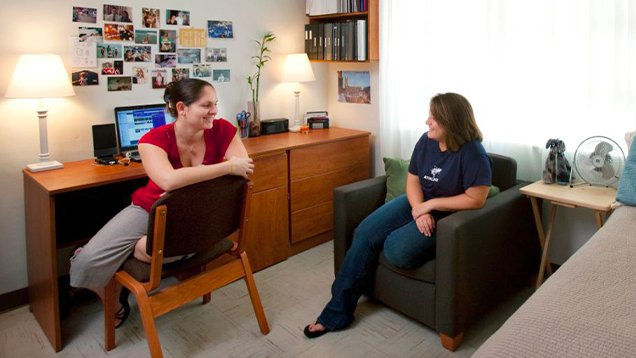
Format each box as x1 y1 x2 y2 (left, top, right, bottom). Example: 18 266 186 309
114 104 174 153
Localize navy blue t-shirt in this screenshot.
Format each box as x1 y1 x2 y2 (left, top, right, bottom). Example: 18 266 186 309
408 132 492 219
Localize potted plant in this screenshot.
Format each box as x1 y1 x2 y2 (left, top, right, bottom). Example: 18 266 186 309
246 31 275 137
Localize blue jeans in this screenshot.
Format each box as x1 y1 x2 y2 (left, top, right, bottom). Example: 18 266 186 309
317 194 436 330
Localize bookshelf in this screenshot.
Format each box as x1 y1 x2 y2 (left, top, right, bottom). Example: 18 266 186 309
305 0 378 62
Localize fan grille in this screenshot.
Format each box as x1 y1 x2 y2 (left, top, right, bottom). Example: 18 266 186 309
574 136 625 186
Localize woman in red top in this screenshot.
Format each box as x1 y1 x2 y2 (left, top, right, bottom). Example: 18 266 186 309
69 79 253 327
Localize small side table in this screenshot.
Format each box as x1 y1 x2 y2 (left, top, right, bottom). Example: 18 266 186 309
520 181 617 289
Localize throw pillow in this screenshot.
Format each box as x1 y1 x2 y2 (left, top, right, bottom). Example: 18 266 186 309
617 132 636 206
383 157 410 202
383 157 500 202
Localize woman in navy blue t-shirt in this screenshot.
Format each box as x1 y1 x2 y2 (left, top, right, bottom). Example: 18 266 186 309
305 93 492 338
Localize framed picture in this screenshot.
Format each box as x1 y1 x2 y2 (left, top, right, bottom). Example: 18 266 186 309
101 60 123 75
193 64 211 78
124 46 152 62
71 70 99 86
97 43 122 59
107 76 132 91
155 54 177 68
104 24 134 41
78 27 102 42
133 67 149 84
134 30 158 45
172 68 190 82
152 70 167 88
141 8 160 28
213 69 230 82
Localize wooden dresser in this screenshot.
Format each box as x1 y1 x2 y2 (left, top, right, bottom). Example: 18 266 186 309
23 126 370 352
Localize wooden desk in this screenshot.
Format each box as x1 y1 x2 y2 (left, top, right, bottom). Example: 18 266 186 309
23 127 370 352
519 181 617 289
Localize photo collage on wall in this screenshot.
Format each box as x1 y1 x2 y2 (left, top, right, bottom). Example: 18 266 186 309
70 5 233 91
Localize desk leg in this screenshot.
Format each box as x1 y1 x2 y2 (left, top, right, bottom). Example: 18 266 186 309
595 211 604 229
537 204 558 289
530 197 553 277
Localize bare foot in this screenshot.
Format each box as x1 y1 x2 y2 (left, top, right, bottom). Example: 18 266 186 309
308 320 326 333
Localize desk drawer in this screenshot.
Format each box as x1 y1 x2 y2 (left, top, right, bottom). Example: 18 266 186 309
290 163 369 212
291 201 333 243
250 153 287 192
290 136 369 180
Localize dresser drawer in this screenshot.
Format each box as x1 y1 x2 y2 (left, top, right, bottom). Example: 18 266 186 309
290 163 369 212
290 136 369 180
250 152 287 192
291 201 333 243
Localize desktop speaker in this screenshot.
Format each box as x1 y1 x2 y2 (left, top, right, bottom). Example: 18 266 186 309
261 118 289 135
92 124 118 158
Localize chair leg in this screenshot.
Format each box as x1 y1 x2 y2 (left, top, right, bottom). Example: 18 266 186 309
440 332 464 351
239 252 270 335
134 288 164 358
201 265 211 304
104 279 118 351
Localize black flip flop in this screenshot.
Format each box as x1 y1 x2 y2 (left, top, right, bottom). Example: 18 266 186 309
304 324 332 338
115 288 131 329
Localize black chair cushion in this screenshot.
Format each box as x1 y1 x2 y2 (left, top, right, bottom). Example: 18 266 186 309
146 176 248 257
122 238 234 282
378 253 436 284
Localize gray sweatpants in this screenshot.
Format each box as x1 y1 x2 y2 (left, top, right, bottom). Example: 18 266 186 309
70 203 148 290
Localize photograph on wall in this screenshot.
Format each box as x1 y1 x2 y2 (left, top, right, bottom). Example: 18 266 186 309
124 46 151 62
104 24 134 41
177 49 201 64
151 69 167 88
208 21 233 38
132 66 148 84
212 69 230 82
172 68 190 82
192 64 211 78
107 76 132 91
97 43 122 58
166 10 190 26
179 28 206 47
78 27 103 42
141 8 159 28
205 48 227 62
71 70 99 86
104 4 133 23
155 54 176 68
69 37 97 68
159 29 177 52
337 71 371 104
73 7 97 23
134 30 157 44
101 60 123 75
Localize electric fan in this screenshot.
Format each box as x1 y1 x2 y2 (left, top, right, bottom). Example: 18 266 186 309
573 136 625 187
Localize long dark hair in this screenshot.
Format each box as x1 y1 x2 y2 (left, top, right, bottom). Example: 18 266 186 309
430 93 483 152
163 79 214 118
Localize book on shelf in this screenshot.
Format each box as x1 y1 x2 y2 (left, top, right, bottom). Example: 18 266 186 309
306 0 367 16
306 19 366 61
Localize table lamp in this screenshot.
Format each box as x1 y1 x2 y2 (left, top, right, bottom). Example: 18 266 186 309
6 54 75 172
281 53 315 132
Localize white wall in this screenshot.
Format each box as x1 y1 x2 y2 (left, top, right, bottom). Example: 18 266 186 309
327 62 381 175
0 0 328 295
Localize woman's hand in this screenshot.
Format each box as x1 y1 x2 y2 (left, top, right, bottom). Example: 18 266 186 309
412 200 434 220
415 214 435 237
227 156 254 178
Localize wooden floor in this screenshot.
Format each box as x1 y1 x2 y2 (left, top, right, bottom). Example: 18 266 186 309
0 242 532 358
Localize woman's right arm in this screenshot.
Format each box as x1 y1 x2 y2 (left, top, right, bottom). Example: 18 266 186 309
138 143 251 192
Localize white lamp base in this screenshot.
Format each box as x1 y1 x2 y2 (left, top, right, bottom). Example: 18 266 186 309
289 125 302 132
27 161 64 172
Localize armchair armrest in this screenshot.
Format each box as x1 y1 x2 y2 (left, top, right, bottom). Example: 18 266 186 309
435 181 540 337
333 176 387 274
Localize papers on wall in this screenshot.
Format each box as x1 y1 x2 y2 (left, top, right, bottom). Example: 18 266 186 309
69 37 97 68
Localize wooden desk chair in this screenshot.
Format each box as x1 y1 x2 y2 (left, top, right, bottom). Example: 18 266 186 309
103 176 269 358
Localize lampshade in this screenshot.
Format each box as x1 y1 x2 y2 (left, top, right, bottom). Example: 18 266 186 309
6 54 75 99
281 53 315 83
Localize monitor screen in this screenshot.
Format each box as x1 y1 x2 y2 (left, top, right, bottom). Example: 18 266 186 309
114 104 174 152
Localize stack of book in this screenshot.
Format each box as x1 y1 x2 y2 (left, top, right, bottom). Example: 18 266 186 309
305 20 367 61
306 0 368 16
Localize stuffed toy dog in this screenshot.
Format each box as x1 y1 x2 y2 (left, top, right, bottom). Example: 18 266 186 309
543 138 572 185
